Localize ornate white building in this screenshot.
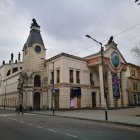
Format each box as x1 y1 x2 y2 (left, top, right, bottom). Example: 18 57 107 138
0 19 130 110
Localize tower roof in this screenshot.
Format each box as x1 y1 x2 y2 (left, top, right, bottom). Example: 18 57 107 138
25 19 44 47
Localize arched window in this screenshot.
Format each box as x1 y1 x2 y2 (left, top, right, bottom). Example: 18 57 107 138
34 75 41 87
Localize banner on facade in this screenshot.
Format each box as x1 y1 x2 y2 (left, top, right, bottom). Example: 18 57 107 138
112 76 120 98
70 87 81 97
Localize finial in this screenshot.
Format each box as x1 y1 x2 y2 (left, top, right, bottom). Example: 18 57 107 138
2 60 5 65
107 36 113 44
11 53 14 60
31 18 40 27
18 52 21 60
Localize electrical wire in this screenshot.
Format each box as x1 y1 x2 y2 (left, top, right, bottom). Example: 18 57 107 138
74 23 140 55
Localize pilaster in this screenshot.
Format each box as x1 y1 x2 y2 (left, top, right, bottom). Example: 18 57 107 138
121 70 128 106
99 65 105 108
107 70 114 107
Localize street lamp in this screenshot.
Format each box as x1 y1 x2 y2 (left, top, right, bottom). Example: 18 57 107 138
51 62 55 115
85 35 108 121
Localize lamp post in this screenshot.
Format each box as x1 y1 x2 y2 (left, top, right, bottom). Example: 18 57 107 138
51 62 55 115
85 35 108 121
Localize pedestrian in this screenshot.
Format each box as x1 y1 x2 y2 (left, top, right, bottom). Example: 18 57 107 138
18 104 23 115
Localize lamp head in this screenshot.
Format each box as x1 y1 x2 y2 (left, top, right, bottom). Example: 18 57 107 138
85 35 91 38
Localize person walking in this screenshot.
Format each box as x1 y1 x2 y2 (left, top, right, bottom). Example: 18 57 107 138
18 104 23 115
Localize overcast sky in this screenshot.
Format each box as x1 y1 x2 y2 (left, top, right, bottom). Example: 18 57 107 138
0 0 140 65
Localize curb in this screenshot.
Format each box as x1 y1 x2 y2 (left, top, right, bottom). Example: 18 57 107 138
1 108 140 128
28 112 140 128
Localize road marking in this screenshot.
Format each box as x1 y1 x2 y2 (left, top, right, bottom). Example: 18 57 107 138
27 123 33 126
36 126 43 129
46 128 80 139
25 113 36 116
0 113 36 117
8 117 18 121
47 129 58 133
6 116 80 139
0 113 17 117
19 121 24 124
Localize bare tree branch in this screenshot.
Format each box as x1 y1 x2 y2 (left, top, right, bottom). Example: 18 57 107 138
135 0 140 5
131 44 140 57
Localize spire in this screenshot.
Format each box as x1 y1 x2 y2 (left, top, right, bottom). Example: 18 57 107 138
11 53 14 61
18 52 21 60
25 19 44 47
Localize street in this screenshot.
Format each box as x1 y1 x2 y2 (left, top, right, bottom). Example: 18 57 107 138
0 110 140 140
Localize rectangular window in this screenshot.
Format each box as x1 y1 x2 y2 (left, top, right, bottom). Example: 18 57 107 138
76 71 80 83
90 73 94 85
56 69 60 83
70 70 73 83
132 69 136 77
133 83 138 91
50 71 54 84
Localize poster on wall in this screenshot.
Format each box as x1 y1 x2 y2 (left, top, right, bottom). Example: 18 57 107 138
112 76 120 98
70 87 81 97
70 98 74 108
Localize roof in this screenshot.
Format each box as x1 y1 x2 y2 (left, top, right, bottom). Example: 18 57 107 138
25 19 45 47
83 51 100 59
127 63 140 68
26 29 44 47
46 52 86 62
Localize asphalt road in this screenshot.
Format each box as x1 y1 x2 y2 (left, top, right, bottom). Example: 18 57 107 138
0 110 140 140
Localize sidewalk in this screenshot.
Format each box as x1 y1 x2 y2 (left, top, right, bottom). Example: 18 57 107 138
30 107 140 127
1 106 140 127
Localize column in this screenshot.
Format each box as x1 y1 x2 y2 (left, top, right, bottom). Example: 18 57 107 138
28 90 33 108
121 70 128 106
42 90 47 109
99 65 105 108
107 70 114 107
22 90 26 108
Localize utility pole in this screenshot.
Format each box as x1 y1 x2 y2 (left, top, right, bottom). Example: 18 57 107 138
52 62 55 115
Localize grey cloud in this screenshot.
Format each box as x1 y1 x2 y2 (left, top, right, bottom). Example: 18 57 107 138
0 0 140 65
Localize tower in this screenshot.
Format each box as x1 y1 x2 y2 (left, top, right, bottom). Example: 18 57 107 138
19 19 47 110
22 19 46 73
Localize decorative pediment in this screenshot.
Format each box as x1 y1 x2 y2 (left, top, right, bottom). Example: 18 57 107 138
104 42 127 65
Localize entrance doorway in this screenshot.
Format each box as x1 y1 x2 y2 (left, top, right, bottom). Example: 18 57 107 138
33 92 40 110
92 92 96 108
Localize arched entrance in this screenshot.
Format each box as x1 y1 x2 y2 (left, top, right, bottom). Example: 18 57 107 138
33 92 40 110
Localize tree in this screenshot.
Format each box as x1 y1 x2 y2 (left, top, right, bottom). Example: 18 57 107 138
135 0 140 5
131 44 140 57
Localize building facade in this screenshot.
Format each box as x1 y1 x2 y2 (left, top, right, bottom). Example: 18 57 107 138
126 63 140 106
0 19 138 110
